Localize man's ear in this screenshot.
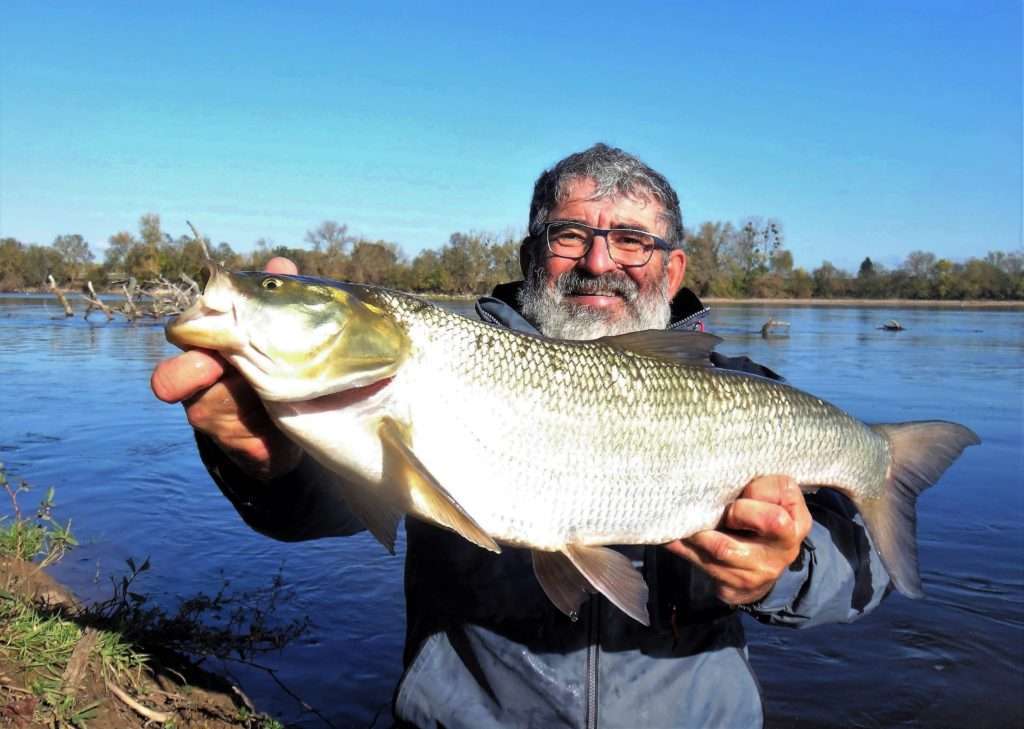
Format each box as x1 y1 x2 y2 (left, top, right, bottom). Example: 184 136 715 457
666 248 687 297
519 237 535 279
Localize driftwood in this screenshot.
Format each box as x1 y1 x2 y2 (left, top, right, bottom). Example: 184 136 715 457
61 628 99 700
761 317 791 337
879 319 905 331
46 275 74 317
83 281 115 320
77 275 199 322
105 679 172 724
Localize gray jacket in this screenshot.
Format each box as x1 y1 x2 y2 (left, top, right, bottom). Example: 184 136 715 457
198 285 890 729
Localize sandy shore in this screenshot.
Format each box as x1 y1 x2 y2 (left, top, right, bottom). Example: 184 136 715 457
702 297 1023 309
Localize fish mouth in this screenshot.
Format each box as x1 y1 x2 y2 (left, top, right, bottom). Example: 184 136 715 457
166 302 243 351
165 264 245 351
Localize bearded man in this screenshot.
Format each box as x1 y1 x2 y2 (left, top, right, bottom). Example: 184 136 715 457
152 144 890 728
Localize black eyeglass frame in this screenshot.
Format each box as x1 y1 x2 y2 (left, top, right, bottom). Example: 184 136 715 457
541 220 673 268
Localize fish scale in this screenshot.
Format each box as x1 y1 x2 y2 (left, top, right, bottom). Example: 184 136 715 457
378 289 888 547
165 266 980 623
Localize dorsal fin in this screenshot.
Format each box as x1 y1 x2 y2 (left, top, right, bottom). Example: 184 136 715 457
596 330 721 367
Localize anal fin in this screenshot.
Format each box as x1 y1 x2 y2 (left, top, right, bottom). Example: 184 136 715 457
563 544 650 626
532 550 593 621
379 416 500 554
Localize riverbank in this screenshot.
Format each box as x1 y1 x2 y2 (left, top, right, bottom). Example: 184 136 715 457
0 556 281 728
0 465 290 728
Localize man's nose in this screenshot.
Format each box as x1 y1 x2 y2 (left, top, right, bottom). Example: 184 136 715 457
578 234 618 275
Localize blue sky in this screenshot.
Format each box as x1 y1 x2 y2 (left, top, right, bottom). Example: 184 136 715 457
1 1 1020 272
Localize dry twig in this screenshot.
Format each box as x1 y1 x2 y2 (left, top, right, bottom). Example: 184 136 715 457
105 679 172 724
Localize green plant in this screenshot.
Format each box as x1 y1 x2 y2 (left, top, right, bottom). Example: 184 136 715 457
0 463 77 566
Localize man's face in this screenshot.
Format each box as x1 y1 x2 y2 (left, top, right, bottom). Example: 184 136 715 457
520 177 687 340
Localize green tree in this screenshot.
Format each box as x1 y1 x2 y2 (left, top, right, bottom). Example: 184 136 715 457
440 232 495 294
22 244 65 287
812 261 849 298
901 250 937 299
684 221 733 297
769 248 793 275
409 249 448 292
159 233 210 281
855 256 888 298
52 234 93 282
348 240 402 286
211 241 243 270
129 213 165 279
0 237 26 290
731 218 782 295
489 237 523 286
104 231 138 274
788 267 814 298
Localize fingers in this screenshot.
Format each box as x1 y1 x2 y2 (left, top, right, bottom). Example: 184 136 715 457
664 475 813 606
265 257 298 275
181 369 304 478
665 532 779 606
182 369 262 434
151 349 228 403
720 496 795 540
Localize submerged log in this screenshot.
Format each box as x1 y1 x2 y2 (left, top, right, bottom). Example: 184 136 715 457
46 275 74 317
82 281 115 320
761 317 791 337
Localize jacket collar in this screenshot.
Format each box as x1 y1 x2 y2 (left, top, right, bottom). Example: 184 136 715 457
477 280 710 334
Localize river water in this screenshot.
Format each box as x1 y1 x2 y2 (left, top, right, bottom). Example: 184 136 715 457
0 294 1021 728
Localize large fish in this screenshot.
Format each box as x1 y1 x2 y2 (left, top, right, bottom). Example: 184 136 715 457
166 265 980 625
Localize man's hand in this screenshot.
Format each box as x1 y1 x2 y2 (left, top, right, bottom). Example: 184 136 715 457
664 475 812 606
150 257 303 481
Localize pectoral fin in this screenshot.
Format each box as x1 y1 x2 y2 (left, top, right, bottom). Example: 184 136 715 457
379 416 500 554
532 550 593 621
563 544 650 626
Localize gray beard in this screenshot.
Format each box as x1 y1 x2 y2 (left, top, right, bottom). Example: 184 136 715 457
518 266 672 340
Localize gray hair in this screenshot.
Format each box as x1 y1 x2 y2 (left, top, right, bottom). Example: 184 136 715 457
527 143 684 250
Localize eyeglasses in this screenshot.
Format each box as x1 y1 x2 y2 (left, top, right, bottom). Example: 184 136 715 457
543 221 672 268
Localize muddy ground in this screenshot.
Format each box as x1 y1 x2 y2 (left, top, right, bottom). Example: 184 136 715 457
0 556 276 728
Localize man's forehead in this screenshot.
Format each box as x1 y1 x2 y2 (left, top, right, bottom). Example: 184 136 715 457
552 178 667 230
557 179 659 213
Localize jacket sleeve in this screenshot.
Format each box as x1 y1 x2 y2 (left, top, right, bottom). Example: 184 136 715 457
741 490 891 628
195 432 365 542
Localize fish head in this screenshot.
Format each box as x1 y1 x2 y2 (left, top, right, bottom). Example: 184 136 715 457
166 263 409 401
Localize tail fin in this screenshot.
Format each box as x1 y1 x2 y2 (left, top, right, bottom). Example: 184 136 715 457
858 421 980 598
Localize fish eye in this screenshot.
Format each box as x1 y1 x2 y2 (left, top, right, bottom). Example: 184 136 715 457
261 277 284 291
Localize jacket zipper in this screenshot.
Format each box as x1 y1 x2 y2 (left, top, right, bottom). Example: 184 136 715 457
584 598 600 729
668 305 710 331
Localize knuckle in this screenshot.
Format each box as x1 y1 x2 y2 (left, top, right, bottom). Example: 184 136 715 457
711 539 737 563
185 402 209 430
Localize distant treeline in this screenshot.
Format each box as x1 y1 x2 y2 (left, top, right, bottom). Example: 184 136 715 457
1 213 1021 300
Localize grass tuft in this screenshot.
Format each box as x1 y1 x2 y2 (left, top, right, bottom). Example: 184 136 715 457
1 464 308 727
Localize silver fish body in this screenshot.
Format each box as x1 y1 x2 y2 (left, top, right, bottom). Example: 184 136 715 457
361 289 888 548
167 267 980 624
